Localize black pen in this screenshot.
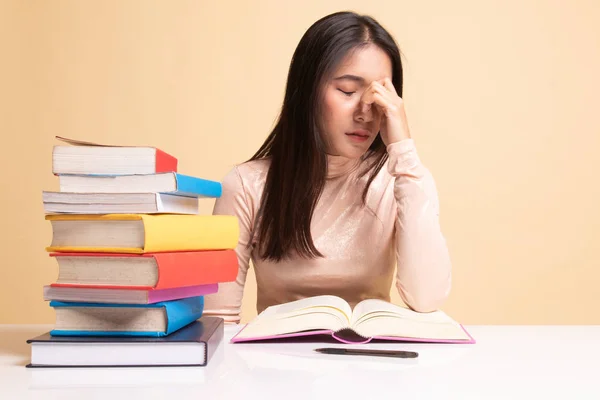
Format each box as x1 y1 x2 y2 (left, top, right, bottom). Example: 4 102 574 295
314 347 418 358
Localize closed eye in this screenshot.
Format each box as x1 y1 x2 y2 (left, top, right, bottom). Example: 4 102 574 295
338 89 355 96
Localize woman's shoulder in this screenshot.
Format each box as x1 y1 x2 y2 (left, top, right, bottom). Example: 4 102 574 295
227 158 270 185
220 157 271 198
236 157 271 179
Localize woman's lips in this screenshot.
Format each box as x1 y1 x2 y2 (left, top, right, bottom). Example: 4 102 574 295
345 130 370 142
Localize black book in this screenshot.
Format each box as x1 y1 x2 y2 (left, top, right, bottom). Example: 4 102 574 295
26 317 224 368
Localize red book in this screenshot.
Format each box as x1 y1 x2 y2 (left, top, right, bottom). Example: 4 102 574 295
48 250 238 290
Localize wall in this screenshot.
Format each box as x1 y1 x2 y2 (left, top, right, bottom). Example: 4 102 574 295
1 0 598 324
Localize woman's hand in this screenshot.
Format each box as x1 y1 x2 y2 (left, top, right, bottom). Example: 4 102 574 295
361 78 411 146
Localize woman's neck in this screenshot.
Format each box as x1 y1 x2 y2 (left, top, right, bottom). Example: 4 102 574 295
326 153 361 179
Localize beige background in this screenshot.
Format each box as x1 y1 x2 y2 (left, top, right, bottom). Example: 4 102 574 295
1 0 598 324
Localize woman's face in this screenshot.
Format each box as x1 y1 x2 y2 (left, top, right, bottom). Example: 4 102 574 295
320 44 393 159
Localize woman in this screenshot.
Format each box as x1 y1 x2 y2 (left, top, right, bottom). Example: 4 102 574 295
203 11 452 324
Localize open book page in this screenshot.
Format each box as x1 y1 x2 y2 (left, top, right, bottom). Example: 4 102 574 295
235 295 353 339
349 299 470 341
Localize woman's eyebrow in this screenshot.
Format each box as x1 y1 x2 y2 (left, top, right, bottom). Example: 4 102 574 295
332 74 365 83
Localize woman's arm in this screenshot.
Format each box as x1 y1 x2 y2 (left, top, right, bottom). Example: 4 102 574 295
387 139 452 312
202 166 254 323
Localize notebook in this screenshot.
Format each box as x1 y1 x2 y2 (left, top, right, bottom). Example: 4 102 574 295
26 317 224 368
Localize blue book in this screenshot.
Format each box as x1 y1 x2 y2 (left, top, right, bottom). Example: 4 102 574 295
57 172 222 198
49 296 204 337
164 173 222 198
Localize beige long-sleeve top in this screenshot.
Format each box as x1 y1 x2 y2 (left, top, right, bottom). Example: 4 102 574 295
202 138 452 323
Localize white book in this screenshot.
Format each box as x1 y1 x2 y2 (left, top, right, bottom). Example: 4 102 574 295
52 138 177 176
42 191 199 214
26 318 224 368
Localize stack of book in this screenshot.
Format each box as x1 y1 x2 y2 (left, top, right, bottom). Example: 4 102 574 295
27 137 237 368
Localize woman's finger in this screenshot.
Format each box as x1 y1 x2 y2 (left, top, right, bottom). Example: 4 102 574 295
362 81 390 106
359 83 376 105
382 78 398 95
372 81 396 104
371 92 397 116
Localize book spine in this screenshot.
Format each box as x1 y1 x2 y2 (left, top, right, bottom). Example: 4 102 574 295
205 318 225 365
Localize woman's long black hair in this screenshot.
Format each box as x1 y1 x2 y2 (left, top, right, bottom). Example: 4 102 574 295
249 11 403 262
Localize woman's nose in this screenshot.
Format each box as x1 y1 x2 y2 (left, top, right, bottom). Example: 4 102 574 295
355 101 374 122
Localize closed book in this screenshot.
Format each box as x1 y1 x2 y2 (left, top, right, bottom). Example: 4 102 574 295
43 283 218 304
45 214 239 253
49 296 204 337
52 137 177 176
26 317 224 367
58 172 222 198
42 192 199 214
47 250 238 289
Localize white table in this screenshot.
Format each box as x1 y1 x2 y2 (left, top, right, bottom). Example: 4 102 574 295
1 324 599 399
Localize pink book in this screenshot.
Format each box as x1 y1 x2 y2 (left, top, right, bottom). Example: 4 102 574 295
230 295 476 345
43 283 218 305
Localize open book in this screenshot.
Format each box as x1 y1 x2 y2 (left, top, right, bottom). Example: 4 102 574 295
231 295 475 344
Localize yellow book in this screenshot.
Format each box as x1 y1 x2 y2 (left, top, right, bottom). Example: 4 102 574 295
45 214 239 253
